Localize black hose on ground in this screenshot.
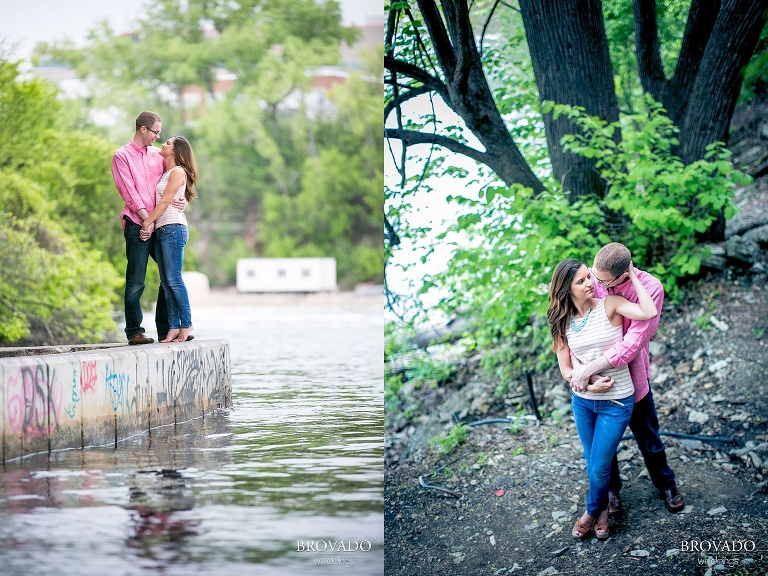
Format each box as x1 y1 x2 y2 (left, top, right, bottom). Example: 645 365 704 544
467 418 736 445
623 431 736 444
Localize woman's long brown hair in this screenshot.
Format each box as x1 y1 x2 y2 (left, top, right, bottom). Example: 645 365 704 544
171 136 198 201
546 259 584 350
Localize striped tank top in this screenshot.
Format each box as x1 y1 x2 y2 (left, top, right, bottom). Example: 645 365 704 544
567 298 633 400
155 167 188 229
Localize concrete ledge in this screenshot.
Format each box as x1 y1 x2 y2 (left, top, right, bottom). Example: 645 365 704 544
0 339 231 462
0 343 129 358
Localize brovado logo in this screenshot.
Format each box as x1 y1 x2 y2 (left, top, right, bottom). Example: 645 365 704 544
680 540 756 553
297 540 372 552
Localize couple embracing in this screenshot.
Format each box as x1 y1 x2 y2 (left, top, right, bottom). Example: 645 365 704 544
547 243 684 541
111 111 198 345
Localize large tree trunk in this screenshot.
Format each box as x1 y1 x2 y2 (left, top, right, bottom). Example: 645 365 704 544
678 0 768 161
635 0 768 241
385 1 545 192
519 0 620 202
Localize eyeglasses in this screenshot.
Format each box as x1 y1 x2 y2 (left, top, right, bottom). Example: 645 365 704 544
144 126 161 137
590 268 625 287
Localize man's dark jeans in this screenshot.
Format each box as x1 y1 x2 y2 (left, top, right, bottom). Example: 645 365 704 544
608 386 676 494
123 218 169 340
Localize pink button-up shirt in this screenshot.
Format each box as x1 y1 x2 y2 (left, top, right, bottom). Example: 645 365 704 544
112 140 164 228
593 267 664 402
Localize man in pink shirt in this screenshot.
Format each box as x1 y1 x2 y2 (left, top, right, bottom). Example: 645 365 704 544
570 243 683 515
111 111 170 345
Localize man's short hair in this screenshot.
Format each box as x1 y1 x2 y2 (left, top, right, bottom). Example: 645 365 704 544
594 242 631 276
135 111 161 132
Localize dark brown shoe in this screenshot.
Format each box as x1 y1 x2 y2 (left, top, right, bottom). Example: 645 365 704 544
608 491 621 515
662 487 684 513
128 333 154 345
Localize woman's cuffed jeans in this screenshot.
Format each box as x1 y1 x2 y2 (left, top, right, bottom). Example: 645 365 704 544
572 393 634 516
154 224 191 330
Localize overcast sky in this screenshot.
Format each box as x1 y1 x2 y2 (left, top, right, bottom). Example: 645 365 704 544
0 0 383 60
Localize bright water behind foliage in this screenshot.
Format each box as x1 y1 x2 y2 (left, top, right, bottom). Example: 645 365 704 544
0 304 384 575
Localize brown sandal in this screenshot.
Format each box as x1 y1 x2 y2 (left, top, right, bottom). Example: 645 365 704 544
572 513 594 539
594 509 610 540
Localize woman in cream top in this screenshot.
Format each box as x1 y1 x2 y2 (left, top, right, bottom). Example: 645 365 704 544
141 136 199 343
566 298 634 400
547 259 656 541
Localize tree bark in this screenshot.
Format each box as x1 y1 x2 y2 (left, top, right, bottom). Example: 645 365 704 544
635 0 768 240
385 0 544 192
519 0 620 201
635 0 722 126
678 0 768 162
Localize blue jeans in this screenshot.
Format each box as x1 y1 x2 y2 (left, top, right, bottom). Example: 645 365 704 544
123 218 169 339
609 386 676 494
154 224 191 330
572 393 634 515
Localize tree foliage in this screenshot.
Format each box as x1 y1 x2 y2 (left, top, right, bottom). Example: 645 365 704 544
385 0 768 240
385 0 767 324
0 62 122 344
48 0 381 289
385 1 765 387
551 95 748 297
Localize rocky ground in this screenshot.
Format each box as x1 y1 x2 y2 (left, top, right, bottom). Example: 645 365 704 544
386 275 768 576
385 97 768 576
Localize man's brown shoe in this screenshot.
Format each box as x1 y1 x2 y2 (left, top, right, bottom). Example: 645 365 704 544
608 491 621 515
662 487 684 513
128 333 154 345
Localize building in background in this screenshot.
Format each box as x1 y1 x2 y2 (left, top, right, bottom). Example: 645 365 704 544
30 15 384 125
236 258 337 293
180 15 384 121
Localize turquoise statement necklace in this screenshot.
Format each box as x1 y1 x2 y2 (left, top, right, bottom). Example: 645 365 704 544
570 305 593 333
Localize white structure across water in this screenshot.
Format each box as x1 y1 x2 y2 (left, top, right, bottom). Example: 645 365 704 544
236 258 337 293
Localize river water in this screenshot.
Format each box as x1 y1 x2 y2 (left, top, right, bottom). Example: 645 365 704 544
0 303 384 576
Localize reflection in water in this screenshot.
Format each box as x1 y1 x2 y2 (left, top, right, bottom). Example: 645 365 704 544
0 305 383 575
126 470 200 568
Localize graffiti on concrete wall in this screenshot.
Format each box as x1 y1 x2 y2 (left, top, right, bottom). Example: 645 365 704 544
173 349 204 409
201 346 230 409
154 356 175 422
106 364 130 417
63 369 81 419
80 361 98 393
6 363 63 437
128 372 150 425
151 345 231 419
1 342 230 460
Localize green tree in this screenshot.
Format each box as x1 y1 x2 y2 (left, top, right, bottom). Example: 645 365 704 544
0 217 121 344
385 0 768 240
259 48 385 287
0 62 122 344
45 0 379 289
50 0 355 109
